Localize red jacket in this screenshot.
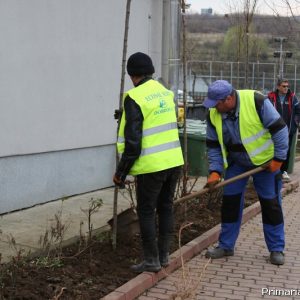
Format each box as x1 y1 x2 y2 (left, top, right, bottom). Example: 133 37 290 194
268 90 294 116
268 90 300 135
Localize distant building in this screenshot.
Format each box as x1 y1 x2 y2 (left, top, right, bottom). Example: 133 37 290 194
201 8 213 15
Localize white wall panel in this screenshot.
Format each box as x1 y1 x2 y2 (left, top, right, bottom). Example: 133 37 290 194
0 0 163 157
0 145 115 213
0 0 168 212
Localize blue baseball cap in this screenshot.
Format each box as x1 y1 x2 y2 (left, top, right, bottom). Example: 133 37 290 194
203 80 233 108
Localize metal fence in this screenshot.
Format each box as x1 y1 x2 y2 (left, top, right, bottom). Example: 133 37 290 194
186 60 300 97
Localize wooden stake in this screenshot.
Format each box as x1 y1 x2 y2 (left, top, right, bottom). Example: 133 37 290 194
112 0 132 251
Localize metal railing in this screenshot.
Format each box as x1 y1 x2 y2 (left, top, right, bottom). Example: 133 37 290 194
184 60 300 95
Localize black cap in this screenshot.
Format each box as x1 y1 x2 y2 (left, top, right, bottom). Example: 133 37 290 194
126 52 155 76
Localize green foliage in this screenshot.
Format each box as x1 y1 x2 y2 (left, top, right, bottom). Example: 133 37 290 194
33 256 64 268
220 25 268 61
186 13 300 65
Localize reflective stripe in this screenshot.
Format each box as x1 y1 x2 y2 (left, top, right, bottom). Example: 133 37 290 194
221 145 228 165
248 139 274 158
117 122 177 144
242 128 268 145
140 140 181 156
143 122 177 137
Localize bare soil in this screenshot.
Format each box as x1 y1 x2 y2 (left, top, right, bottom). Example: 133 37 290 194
0 184 259 300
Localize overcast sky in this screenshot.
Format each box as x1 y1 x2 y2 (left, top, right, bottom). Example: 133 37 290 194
188 0 300 16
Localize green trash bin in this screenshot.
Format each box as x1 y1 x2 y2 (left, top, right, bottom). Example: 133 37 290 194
287 129 298 174
179 120 208 177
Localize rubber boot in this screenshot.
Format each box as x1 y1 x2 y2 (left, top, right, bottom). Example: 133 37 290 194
205 247 234 259
131 241 161 273
158 236 170 267
270 251 285 265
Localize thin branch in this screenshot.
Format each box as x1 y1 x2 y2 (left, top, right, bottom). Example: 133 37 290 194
112 0 133 251
178 222 193 286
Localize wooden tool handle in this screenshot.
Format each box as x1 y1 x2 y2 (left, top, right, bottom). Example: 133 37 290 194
174 165 267 205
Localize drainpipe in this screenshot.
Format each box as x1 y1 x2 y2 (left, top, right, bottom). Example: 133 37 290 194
162 0 180 92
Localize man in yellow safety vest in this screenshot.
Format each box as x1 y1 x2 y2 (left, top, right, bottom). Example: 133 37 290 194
203 80 288 265
113 52 184 273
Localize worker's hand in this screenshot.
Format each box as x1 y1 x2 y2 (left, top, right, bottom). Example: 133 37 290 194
177 121 184 128
113 174 125 189
267 159 283 173
204 172 221 190
114 109 123 121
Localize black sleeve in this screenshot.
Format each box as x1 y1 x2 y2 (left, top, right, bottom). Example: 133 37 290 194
254 91 286 134
116 96 143 178
254 91 266 122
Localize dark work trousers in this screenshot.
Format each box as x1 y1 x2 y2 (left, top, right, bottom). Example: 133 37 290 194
219 163 284 252
136 167 181 249
281 134 294 173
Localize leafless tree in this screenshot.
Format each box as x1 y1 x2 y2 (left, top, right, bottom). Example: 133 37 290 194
179 0 189 196
112 0 132 251
226 0 259 88
264 0 300 17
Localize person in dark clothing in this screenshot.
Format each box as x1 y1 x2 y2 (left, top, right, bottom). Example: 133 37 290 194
268 78 300 181
113 52 183 273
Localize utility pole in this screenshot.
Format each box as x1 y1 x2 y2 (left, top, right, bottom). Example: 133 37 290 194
274 37 287 78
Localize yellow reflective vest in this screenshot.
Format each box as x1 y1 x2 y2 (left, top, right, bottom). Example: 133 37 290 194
117 79 184 175
209 90 274 168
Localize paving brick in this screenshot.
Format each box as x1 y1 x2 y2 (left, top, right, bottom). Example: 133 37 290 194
148 288 168 294
196 290 215 297
230 286 251 292
200 282 222 289
233 289 251 296
195 296 222 300
201 287 224 296
154 283 177 292
258 280 280 286
235 278 257 286
212 279 239 287
214 292 245 299
258 269 276 276
284 277 300 288
145 292 170 299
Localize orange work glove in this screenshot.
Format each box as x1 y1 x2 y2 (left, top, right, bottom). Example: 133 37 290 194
204 172 221 190
267 159 283 173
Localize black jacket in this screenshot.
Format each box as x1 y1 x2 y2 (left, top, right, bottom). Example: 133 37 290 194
115 77 152 179
268 89 300 136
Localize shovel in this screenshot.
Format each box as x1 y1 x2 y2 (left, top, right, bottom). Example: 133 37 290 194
174 164 267 205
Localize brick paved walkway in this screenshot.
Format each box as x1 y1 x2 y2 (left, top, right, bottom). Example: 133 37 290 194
138 164 300 300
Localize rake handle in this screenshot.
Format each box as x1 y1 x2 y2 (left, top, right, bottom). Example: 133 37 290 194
174 165 267 205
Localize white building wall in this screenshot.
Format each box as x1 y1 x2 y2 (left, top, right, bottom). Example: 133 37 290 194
0 0 169 213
